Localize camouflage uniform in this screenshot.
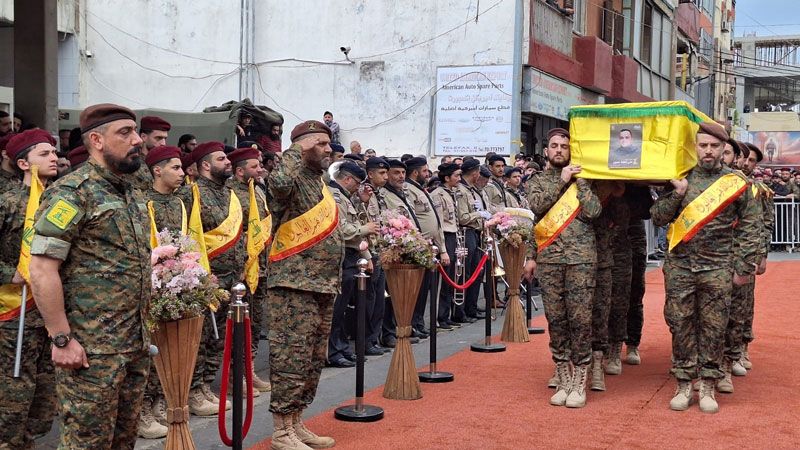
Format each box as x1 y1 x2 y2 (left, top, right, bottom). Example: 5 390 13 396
31 160 152 449
651 166 761 381
0 169 20 196
528 168 601 366
590 196 618 353
608 198 631 345
744 183 774 346
128 163 154 193
0 186 57 449
266 143 343 414
179 176 246 388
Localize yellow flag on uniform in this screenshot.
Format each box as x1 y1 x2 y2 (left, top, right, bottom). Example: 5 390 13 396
188 182 211 273
244 179 267 294
18 165 44 283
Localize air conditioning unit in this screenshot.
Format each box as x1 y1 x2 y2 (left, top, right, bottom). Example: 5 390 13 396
721 20 731 32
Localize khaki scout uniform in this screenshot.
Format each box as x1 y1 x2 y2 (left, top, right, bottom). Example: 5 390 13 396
455 181 486 318
431 185 460 324
483 176 507 213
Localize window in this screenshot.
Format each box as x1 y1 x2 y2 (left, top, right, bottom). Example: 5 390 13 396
699 28 713 62
572 0 586 35
622 0 634 55
660 14 672 77
641 1 653 66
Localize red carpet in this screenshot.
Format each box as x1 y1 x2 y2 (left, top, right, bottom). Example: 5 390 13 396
252 262 800 449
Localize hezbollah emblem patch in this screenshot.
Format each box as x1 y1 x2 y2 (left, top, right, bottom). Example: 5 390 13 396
46 199 79 230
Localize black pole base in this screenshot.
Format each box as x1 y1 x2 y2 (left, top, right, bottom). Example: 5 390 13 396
334 404 384 422
418 370 454 383
528 326 546 335
470 342 506 353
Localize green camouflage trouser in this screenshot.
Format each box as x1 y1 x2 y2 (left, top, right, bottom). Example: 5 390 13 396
0 323 57 450
56 350 150 450
742 281 756 345
591 266 613 353
724 282 751 362
539 262 596 366
266 287 334 414
250 277 268 357
663 263 731 381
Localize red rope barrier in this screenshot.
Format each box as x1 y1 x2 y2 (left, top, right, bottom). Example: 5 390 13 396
438 252 489 290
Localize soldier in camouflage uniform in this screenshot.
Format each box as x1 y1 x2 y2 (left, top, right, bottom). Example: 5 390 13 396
0 133 22 196
606 190 631 375
266 121 343 450
29 104 152 449
650 122 761 414
624 185 654 366
0 130 59 449
129 116 170 193
528 128 601 408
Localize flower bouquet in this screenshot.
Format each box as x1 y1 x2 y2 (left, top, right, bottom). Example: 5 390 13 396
485 211 534 343
376 211 433 400
149 230 228 450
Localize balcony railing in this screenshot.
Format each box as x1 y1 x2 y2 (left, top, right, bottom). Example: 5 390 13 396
534 0 574 56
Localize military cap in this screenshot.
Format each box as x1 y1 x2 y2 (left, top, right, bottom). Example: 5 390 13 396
191 141 226 163
145 145 182 167
227 146 261 166
728 139 748 158
405 156 427 170
140 116 171 132
343 153 364 161
487 154 506 165
504 166 522 177
547 127 570 141
366 156 390 171
527 161 541 171
438 162 458 177
744 142 764 162
80 103 137 133
479 166 492 178
461 158 480 173
330 143 345 154
338 160 367 182
6 129 56 161
238 140 263 151
388 159 407 170
67 145 89 167
290 120 332 141
697 121 728 142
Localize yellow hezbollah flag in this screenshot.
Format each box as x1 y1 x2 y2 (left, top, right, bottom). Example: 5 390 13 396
244 179 270 294
187 182 211 273
203 191 243 259
568 101 714 181
667 173 748 252
269 181 338 262
0 166 43 320
533 183 581 251
147 200 187 249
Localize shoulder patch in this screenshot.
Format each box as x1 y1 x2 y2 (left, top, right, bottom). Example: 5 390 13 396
46 199 80 230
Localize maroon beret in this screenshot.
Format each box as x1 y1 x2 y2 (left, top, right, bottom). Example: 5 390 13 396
0 132 16 151
191 141 226 164
228 147 261 166
67 145 89 167
80 103 137 133
697 121 729 142
145 145 182 167
180 152 195 170
290 120 332 142
6 129 57 161
547 127 570 141
140 116 172 132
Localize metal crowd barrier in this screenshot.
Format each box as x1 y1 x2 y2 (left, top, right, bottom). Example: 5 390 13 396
772 198 798 252
644 219 662 264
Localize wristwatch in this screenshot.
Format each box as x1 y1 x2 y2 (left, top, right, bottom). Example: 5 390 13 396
51 333 71 348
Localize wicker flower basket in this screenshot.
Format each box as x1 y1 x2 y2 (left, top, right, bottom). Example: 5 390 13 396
499 243 530 343
382 263 425 400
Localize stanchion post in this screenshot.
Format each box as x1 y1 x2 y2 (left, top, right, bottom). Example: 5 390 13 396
471 236 506 353
335 259 384 422
229 283 248 450
419 246 454 383
525 278 545 335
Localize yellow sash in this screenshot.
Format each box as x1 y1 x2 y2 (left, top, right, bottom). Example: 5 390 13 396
533 183 581 251
204 191 244 259
269 182 338 262
667 173 748 252
147 199 188 248
244 179 271 293
0 167 43 321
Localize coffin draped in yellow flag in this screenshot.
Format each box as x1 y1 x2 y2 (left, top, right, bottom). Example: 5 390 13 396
0 166 43 321
568 101 715 180
244 179 271 294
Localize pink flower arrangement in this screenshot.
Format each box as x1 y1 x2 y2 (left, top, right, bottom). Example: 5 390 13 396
148 229 228 331
376 210 435 268
485 211 533 248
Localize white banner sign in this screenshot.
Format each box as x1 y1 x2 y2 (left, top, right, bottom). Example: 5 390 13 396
526 68 602 121
434 65 513 156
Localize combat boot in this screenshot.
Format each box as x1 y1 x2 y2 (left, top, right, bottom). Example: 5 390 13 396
138 398 168 439
590 351 606 391
625 345 641 365
698 378 719 413
271 413 313 450
253 370 272 392
189 388 219 416
669 380 693 411
202 383 231 411
605 342 622 375
152 396 168 426
731 359 747 376
547 365 559 389
566 364 589 408
293 411 335 449
549 362 571 406
741 344 752 370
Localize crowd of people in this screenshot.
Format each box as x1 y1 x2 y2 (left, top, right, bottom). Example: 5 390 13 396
0 104 775 449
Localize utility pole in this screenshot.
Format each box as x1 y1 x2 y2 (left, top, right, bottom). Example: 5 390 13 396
510 0 524 157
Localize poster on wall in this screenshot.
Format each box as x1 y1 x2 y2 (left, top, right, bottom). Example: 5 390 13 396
434 65 513 156
749 131 800 167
